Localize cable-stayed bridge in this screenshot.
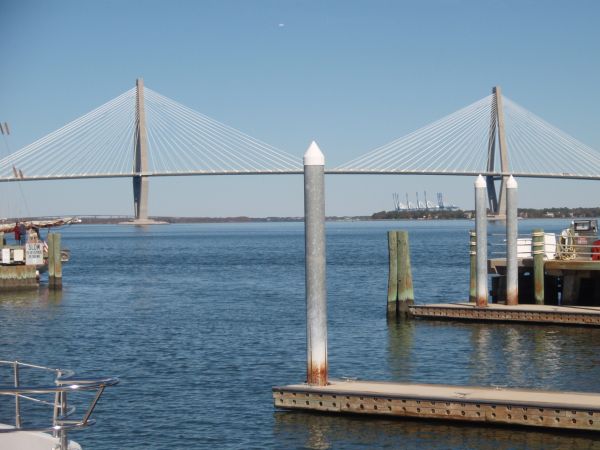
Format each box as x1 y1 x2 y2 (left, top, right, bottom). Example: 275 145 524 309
1 80 599 220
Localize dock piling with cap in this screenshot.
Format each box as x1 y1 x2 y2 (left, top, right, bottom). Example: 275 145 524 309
303 141 327 386
475 175 488 307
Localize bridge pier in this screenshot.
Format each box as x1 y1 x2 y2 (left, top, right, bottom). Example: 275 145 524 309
123 78 167 226
132 78 150 223
486 86 510 219
133 175 148 221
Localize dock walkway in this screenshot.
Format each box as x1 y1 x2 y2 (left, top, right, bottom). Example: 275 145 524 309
274 379 600 431
410 302 600 326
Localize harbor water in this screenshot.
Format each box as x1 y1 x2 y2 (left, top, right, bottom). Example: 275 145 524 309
1 220 600 449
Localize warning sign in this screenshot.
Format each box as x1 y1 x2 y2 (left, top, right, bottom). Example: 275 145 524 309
26 243 44 266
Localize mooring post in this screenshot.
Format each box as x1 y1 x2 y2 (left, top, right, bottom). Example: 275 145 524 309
387 231 398 317
47 233 55 285
304 141 327 386
48 233 62 289
397 231 414 316
475 175 488 307
506 176 518 305
533 228 545 304
53 233 62 289
469 230 476 303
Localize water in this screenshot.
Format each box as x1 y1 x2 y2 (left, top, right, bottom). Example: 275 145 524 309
1 219 600 449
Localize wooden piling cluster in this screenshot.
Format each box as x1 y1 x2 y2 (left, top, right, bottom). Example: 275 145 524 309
47 233 63 289
387 230 414 317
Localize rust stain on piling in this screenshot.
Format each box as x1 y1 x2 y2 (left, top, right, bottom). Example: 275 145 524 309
506 288 518 306
307 363 328 386
476 295 488 308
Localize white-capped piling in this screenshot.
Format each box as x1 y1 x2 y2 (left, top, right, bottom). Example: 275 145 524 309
506 175 518 305
475 175 488 307
303 141 328 386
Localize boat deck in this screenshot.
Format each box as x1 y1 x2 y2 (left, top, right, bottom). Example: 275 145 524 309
273 379 600 431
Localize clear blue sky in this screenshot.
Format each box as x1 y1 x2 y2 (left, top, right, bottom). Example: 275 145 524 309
1 0 599 217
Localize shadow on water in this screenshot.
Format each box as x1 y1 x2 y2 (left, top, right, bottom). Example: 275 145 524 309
273 410 600 449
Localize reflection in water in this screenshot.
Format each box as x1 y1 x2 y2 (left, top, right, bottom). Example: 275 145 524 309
0 286 62 306
384 319 600 393
387 319 415 380
469 325 495 385
504 327 526 386
273 410 600 450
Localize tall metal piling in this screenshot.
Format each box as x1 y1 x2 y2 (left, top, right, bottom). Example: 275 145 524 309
397 231 414 316
387 231 398 317
533 228 545 304
469 230 476 303
303 141 327 386
506 176 518 305
48 233 63 289
475 175 488 307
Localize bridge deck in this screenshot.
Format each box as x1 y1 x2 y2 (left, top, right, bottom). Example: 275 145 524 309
273 379 600 431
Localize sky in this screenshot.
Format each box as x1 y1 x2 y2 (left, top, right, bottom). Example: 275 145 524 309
1 0 599 218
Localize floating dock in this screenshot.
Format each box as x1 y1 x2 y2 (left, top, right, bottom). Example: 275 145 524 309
273 380 600 431
410 302 600 326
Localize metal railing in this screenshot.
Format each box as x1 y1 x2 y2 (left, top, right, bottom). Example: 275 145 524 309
0 360 118 450
489 231 600 260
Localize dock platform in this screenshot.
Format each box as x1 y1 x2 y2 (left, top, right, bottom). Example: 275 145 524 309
409 302 600 326
273 379 600 431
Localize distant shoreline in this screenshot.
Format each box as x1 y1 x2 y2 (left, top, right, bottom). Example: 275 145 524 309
371 207 600 221
2 207 599 225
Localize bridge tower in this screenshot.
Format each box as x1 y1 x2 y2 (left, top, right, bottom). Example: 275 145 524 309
485 86 510 218
133 78 149 222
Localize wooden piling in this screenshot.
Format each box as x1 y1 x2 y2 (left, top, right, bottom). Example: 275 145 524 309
48 233 62 289
47 233 55 282
387 231 398 317
469 230 476 303
532 228 544 304
0 231 4 246
397 231 414 316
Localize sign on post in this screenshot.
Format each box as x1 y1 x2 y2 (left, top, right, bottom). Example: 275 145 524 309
25 243 44 265
1 248 10 264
